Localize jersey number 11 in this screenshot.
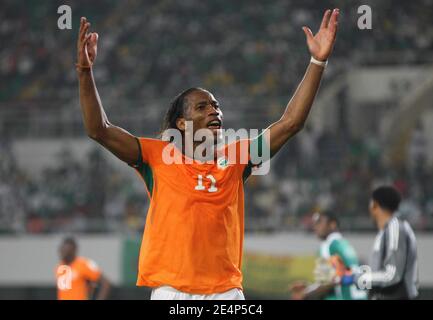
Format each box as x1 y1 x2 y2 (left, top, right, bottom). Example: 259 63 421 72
195 174 218 193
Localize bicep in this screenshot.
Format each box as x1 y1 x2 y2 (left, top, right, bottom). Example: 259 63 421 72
266 119 301 158
92 124 139 166
81 262 102 282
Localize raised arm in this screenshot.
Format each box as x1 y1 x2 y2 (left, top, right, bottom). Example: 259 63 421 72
264 9 339 157
77 17 139 165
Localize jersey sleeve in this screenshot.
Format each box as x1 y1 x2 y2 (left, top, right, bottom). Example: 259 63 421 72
329 239 360 269
370 220 408 289
130 137 164 168
80 258 102 282
223 138 253 182
240 132 271 182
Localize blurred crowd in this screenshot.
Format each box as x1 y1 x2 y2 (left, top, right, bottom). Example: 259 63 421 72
0 140 148 234
1 122 432 234
245 123 433 232
1 0 433 105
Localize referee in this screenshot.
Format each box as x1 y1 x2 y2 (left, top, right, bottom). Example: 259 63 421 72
363 185 419 300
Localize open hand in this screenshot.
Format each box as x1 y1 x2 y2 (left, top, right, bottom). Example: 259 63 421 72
302 9 339 61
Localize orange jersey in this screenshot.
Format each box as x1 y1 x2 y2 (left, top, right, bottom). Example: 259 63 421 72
55 257 101 300
132 138 254 294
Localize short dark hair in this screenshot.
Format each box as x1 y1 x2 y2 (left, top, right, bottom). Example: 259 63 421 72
160 87 204 134
371 186 401 213
321 209 339 227
62 236 77 248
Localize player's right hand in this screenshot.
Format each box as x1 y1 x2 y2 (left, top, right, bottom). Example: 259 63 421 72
289 281 307 300
77 17 98 68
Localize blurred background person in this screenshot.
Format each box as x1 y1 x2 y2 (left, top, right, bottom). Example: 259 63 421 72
290 210 366 300
55 237 111 300
360 186 419 300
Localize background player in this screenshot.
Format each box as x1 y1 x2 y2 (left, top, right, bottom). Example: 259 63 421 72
290 210 366 300
360 186 419 299
76 8 339 299
55 237 111 300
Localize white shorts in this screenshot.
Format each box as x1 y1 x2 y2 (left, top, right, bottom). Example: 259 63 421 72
150 286 245 300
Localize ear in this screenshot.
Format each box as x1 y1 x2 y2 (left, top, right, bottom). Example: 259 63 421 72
330 221 337 231
369 200 378 216
176 117 185 132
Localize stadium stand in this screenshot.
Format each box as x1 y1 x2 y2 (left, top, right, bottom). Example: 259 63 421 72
1 0 433 233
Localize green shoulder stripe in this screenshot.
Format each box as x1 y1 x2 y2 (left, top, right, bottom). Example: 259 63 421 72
137 162 154 197
132 137 154 196
242 161 253 183
243 132 270 183
329 238 359 268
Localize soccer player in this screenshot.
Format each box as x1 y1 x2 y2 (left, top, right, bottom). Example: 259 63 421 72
76 9 339 299
361 186 419 299
290 211 366 300
55 237 111 300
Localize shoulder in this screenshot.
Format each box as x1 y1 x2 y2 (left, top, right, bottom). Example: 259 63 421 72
74 256 87 267
137 137 169 149
135 137 170 166
330 237 352 253
402 219 416 239
330 237 358 265
77 257 99 270
385 217 405 250
54 263 65 274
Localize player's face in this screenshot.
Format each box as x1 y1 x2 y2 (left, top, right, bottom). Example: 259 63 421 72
313 214 330 240
59 243 76 263
183 90 223 143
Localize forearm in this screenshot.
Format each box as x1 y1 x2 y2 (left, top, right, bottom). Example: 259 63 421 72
370 264 402 288
303 282 334 300
78 68 110 139
96 278 111 300
267 62 325 155
281 62 324 130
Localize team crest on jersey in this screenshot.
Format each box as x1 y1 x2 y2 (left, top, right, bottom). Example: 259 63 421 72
217 157 229 169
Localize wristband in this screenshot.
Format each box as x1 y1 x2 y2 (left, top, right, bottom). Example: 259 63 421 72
310 56 328 68
341 274 355 286
75 63 92 71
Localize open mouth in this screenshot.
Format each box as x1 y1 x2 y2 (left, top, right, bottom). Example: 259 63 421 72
206 119 222 129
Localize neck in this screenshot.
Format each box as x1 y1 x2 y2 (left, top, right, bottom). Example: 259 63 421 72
376 212 393 230
63 258 75 265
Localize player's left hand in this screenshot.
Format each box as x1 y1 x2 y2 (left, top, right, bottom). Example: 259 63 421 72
313 257 336 284
77 17 99 68
302 8 339 61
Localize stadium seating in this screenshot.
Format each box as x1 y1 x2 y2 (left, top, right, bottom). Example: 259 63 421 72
1 0 433 233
